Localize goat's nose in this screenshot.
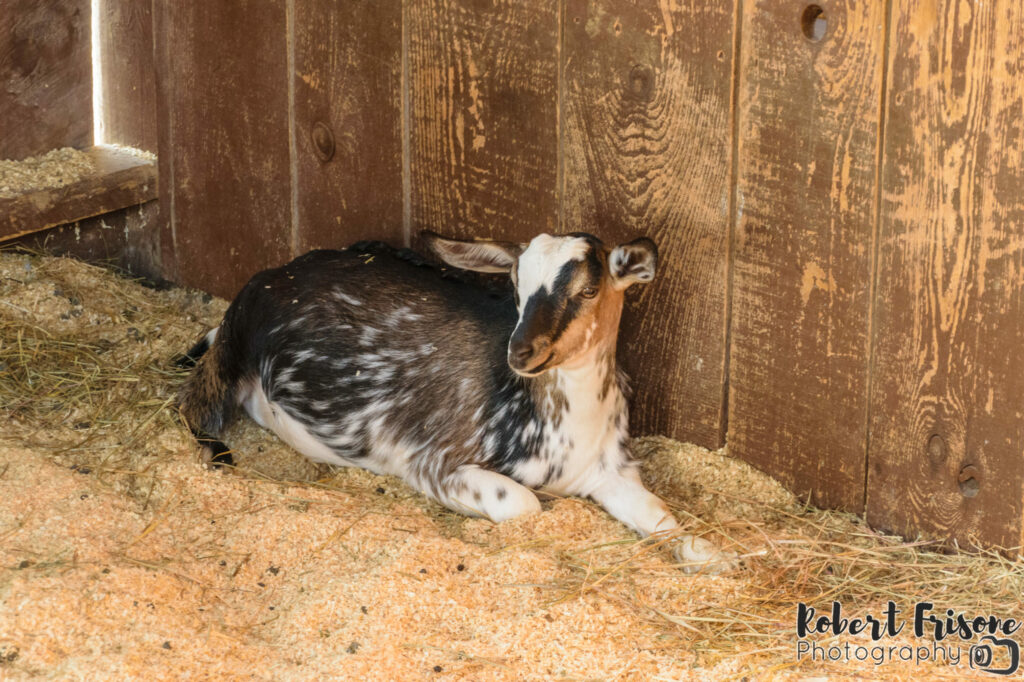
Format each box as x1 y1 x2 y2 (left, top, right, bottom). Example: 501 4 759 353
510 341 535 364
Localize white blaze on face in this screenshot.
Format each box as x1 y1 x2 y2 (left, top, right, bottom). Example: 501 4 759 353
515 234 592 306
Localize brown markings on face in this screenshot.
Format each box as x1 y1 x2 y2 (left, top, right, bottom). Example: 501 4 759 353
542 247 626 372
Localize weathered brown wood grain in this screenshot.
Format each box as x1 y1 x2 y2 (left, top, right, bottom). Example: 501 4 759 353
406 0 559 243
0 146 157 241
97 0 158 151
293 0 404 251
561 0 736 447
0 0 93 160
153 1 293 298
5 200 164 284
728 0 887 511
867 0 1024 548
151 1 176 285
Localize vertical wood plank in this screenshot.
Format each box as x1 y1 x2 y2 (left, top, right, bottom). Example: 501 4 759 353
153 1 293 298
293 0 404 251
0 0 92 160
98 0 158 151
728 0 887 511
407 0 559 243
151 0 176 281
867 0 1024 548
561 0 736 447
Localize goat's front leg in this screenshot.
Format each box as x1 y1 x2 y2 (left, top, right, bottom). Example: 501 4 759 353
438 464 542 522
589 464 739 574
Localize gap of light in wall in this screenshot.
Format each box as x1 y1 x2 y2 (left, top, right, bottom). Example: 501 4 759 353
91 0 105 145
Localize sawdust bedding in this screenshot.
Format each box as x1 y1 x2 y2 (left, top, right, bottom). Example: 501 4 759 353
0 149 97 199
0 250 1019 680
0 146 156 199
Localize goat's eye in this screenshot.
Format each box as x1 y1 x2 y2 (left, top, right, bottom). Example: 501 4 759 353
579 287 598 299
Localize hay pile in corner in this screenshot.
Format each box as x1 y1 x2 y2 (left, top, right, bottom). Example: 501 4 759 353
0 251 1020 680
0 149 97 198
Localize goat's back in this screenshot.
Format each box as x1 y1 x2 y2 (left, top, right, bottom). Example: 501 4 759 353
213 243 528 471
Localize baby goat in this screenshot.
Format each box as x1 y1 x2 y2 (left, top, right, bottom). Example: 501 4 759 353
178 232 738 573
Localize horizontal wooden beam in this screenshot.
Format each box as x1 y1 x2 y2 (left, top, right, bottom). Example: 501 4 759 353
0 146 157 242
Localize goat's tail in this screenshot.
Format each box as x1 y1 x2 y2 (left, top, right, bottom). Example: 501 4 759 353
174 327 218 369
177 327 236 467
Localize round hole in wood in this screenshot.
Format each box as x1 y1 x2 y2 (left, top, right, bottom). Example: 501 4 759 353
957 464 980 498
801 5 827 42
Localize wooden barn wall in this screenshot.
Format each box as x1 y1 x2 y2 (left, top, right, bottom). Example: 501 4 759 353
97 0 158 151
867 0 1024 548
561 0 735 446
0 0 92 160
0 0 160 280
293 0 404 252
0 0 158 155
140 0 1024 547
728 0 887 513
152 1 295 293
406 0 560 244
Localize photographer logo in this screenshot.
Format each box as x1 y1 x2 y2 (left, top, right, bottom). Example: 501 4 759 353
795 601 1021 675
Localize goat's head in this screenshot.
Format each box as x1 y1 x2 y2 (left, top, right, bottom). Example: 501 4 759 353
422 231 658 376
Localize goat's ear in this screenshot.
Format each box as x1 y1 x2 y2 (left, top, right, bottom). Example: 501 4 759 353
420 231 523 273
609 237 658 290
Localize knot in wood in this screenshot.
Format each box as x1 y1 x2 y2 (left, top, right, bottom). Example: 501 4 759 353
627 64 655 102
311 122 336 163
926 434 947 465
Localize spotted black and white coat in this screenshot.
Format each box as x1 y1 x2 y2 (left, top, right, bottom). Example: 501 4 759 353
178 232 737 573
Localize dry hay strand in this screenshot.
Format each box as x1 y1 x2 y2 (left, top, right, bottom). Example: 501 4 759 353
0 251 203 477
0 148 97 198
539 440 1024 678
443 464 1009 674
0 248 1021 680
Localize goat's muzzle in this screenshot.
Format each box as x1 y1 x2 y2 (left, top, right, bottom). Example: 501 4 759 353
507 336 552 375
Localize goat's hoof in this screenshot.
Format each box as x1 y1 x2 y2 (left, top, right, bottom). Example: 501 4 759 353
208 453 235 469
672 535 740 575
171 353 196 369
199 442 234 469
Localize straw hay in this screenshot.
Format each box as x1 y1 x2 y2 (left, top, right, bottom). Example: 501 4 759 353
0 250 1020 680
0 149 97 199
